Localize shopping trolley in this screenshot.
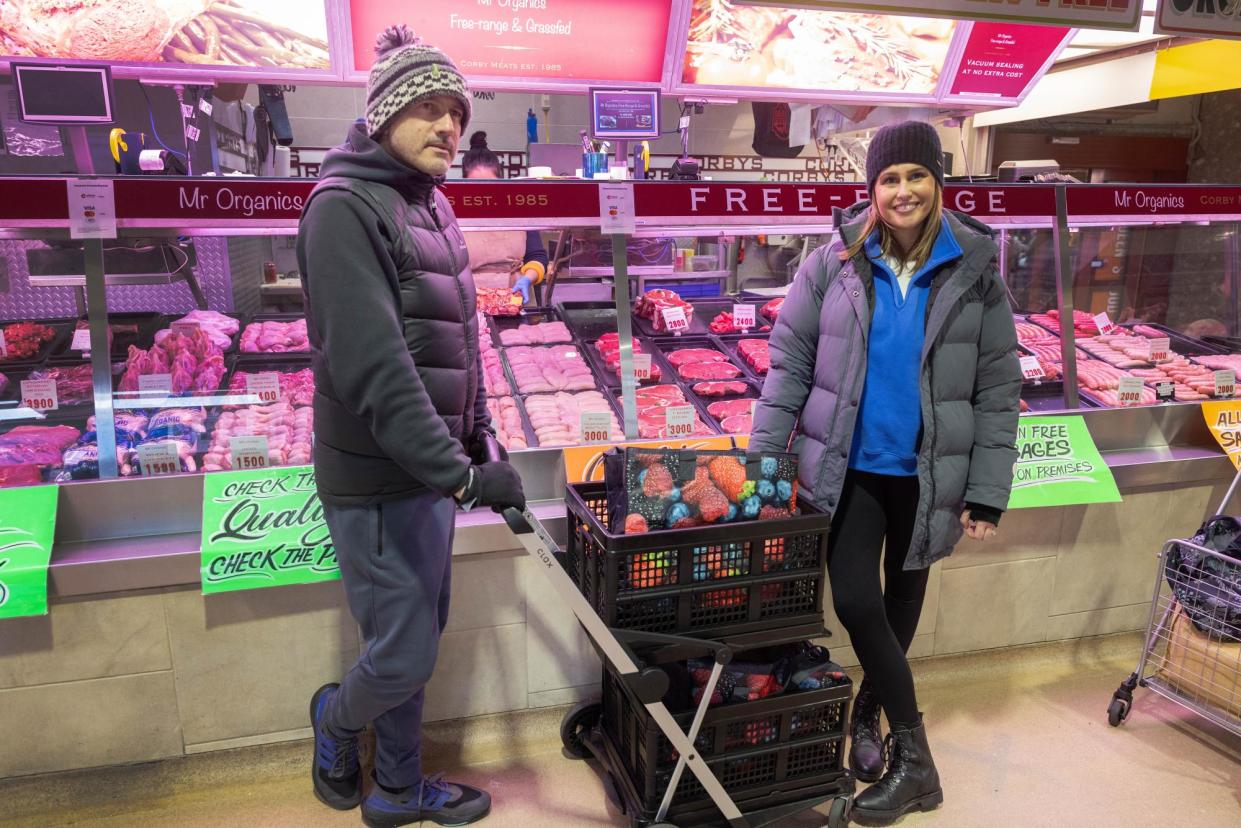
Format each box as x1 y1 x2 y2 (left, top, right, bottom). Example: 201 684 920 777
500 502 854 828
1107 466 1241 736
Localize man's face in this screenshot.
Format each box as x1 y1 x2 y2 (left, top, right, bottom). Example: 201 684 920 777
382 95 465 176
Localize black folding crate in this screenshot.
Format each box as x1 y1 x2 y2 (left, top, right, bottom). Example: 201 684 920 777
566 481 828 639
601 662 851 819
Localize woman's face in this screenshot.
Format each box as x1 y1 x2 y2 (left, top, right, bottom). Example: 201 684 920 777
873 163 937 235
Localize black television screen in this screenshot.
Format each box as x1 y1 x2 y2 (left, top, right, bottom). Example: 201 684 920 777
13 64 114 124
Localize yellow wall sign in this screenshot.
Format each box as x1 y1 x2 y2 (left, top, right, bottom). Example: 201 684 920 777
1150 40 1241 100
1201 400 1241 469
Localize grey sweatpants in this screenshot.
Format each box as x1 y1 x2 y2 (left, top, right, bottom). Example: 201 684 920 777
321 490 455 790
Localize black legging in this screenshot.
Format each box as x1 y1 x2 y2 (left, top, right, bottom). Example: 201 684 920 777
829 469 931 727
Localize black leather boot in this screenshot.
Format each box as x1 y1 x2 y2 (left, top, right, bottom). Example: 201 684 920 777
851 715 943 825
848 678 884 783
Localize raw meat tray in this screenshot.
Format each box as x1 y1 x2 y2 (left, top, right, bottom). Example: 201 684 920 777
48 313 163 361
712 332 772 384
557 301 621 343
631 300 711 339
689 299 775 337
486 308 566 350
684 379 762 434
0 364 111 412
0 320 74 369
236 314 311 364
156 312 246 355
646 335 752 386
494 393 541 450
220 357 312 408
580 334 677 390
604 385 722 440
1020 381 1102 413
1120 322 1225 357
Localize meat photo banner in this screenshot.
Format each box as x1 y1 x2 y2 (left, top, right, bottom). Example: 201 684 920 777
199 465 339 595
0 485 59 620
733 0 1142 31
1008 416 1121 509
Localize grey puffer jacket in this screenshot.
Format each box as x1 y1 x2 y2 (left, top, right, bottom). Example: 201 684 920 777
750 202 1021 570
297 123 488 506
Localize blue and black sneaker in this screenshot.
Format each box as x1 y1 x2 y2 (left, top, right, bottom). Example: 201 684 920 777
361 772 492 827
309 683 361 810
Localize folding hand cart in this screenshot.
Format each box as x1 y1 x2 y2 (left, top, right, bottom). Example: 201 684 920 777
501 505 855 828
1107 466 1241 737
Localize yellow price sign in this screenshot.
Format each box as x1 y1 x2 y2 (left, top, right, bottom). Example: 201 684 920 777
1201 400 1241 469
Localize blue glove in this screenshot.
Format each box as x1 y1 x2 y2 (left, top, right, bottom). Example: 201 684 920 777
512 275 534 304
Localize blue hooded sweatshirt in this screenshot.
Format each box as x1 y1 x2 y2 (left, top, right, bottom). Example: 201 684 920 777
849 218 964 476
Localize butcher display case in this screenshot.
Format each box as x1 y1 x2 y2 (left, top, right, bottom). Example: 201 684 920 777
0 176 1239 595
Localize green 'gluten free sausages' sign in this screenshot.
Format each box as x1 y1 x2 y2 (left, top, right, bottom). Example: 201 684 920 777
1008 416 1121 509
200 466 340 594
0 486 59 620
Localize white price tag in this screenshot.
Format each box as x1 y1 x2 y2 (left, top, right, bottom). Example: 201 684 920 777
138 442 180 477
170 320 200 337
185 124 201 142
1019 355 1045 381
1155 381 1175 402
598 182 635 234
180 103 195 119
1147 337 1170 363
1215 370 1235 399
138 373 173 395
1093 312 1116 335
246 372 282 405
665 405 695 438
679 115 691 130
733 304 756 330
66 178 117 240
0 328 8 358
198 98 213 116
70 328 92 351
20 379 58 412
579 411 612 443
660 306 689 334
1117 376 1145 407
229 435 270 470
633 352 652 380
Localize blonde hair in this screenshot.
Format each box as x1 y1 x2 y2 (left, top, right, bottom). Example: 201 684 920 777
840 183 944 273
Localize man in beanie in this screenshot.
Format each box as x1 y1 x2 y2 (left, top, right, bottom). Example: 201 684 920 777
298 24 524 826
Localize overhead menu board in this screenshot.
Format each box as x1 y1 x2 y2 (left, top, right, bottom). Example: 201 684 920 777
1155 0 1241 41
346 0 673 88
945 21 1071 103
734 0 1143 32
0 0 333 79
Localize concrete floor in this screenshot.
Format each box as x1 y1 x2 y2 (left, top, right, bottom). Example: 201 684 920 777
1 632 1238 828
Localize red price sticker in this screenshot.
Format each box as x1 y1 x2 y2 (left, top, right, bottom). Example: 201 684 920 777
70 328 93 351
733 304 756 330
138 373 173 396
20 379 58 412
1019 355 1045 381
665 405 695 438
1147 337 1170 364
1215 370 1235 399
229 435 270 470
579 411 612 443
633 353 652 380
661 306 689 334
246 373 281 405
1117 376 1144 407
1093 312 1116 335
170 321 201 337
138 442 180 477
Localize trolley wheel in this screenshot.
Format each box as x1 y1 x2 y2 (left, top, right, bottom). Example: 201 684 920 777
560 701 602 760
828 796 851 828
1107 698 1129 727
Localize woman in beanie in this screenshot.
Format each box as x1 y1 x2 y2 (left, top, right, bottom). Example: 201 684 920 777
751 120 1020 824
460 131 549 304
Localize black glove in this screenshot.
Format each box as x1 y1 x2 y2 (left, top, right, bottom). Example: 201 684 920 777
468 429 508 465
463 460 526 512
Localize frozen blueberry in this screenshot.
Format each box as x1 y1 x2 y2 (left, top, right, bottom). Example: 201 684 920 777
761 456 777 479
726 504 739 522
669 487 681 502
667 502 691 525
757 480 776 502
742 496 761 519
776 480 793 502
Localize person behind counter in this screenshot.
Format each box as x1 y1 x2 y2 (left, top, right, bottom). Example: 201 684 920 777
297 24 525 828
460 131 549 304
749 121 1021 825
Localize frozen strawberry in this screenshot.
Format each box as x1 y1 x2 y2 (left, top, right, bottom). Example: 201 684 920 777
624 513 649 534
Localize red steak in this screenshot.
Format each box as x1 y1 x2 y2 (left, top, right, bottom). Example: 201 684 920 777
707 399 754 420
721 414 752 434
679 362 742 381
761 298 784 322
692 381 748 397
666 348 727 367
737 339 771 374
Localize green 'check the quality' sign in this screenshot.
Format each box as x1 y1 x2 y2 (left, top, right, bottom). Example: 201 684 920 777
200 466 339 594
0 486 59 620
1008 416 1121 509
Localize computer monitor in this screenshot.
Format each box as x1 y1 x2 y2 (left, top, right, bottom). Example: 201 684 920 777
13 63 114 125
588 88 660 141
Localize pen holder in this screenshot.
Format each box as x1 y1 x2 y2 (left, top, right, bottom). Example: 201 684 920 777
582 152 610 179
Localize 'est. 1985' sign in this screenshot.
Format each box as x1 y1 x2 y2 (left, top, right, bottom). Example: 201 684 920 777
199 466 339 595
